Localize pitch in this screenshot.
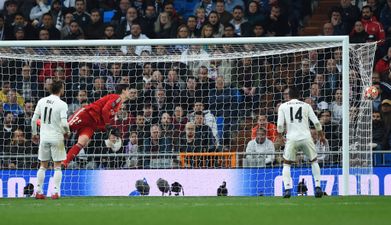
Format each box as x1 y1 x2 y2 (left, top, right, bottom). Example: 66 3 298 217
1 196 390 225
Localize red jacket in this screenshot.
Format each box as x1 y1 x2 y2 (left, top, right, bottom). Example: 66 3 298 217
85 94 123 130
361 16 385 45
375 56 390 74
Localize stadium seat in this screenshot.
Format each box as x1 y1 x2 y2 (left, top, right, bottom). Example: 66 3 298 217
103 10 115 23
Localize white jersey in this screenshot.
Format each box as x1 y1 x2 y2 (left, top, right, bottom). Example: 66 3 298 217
34 95 68 141
277 99 321 141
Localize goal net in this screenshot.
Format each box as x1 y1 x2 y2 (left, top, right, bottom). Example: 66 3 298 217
0 38 377 197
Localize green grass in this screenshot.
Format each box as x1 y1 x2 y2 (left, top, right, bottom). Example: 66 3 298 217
1 196 390 225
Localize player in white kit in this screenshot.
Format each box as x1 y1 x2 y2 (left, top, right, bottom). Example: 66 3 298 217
31 80 70 200
277 87 326 198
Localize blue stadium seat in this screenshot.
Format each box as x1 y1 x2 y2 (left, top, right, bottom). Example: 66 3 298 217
103 10 115 23
383 153 391 166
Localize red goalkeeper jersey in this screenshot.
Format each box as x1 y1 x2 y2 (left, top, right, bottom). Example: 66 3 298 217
84 94 122 130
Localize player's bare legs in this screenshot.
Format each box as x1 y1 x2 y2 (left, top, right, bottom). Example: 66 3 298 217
310 157 323 198
62 134 90 168
36 161 48 199
282 159 293 198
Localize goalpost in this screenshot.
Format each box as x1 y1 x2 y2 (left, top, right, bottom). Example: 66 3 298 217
0 37 377 197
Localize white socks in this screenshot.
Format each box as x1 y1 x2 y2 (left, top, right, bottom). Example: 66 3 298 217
53 167 62 195
311 162 321 187
282 164 292 190
36 167 46 194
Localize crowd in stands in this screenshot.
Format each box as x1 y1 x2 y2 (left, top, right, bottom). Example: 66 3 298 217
0 0 390 169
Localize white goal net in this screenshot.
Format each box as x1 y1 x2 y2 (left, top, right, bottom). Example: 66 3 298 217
0 38 377 197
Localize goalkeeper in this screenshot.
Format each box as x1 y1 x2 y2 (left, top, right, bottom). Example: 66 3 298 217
62 84 130 168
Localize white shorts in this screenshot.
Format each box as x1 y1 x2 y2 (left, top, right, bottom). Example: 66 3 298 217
283 138 317 162
38 140 66 162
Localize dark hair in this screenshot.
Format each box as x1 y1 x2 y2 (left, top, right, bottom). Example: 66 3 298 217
115 83 129 94
233 5 244 12
194 111 203 116
288 87 300 99
51 80 64 94
362 5 372 12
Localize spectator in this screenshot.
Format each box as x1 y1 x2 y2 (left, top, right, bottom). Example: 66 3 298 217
117 6 138 38
163 68 183 103
375 46 391 75
294 58 315 92
7 13 36 40
124 131 138 168
103 24 118 39
29 0 50 22
3 89 24 116
111 0 131 27
229 5 247 36
105 63 122 91
153 88 174 117
163 2 180 25
264 5 290 36
250 22 266 37
71 63 94 95
139 4 157 39
3 0 18 27
207 11 224 37
18 100 34 138
200 23 213 38
209 76 242 147
59 12 75 38
195 7 207 36
142 124 173 169
244 1 265 30
194 111 216 152
84 9 104 39
62 20 84 39
215 0 233 26
349 20 371 43
329 8 348 35
337 0 360 32
14 64 38 102
244 127 275 167
367 0 382 20
209 49 233 85
39 13 61 40
68 90 88 116
172 105 188 144
143 103 159 126
154 11 176 38
3 128 37 169
324 58 341 95
186 15 198 38
322 22 334 35
196 66 215 103
194 0 215 16
0 112 16 154
50 0 63 30
171 25 190 54
130 114 150 146
188 101 219 145
112 103 134 140
177 76 200 112
251 113 278 142
0 81 24 107
72 0 91 31
319 110 341 152
89 77 108 101
372 111 387 150
380 0 391 37
37 27 50 40
329 88 343 124
178 121 200 153
361 5 385 45
121 23 151 56
160 112 174 139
